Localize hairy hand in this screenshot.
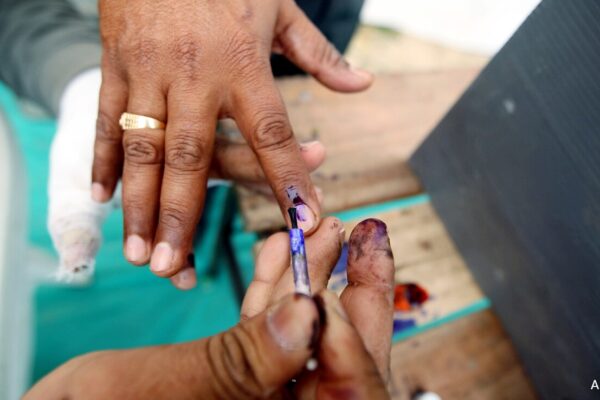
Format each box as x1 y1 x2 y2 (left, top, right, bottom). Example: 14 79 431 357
92 0 373 279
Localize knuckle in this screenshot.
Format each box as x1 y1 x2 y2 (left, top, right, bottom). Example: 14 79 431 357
251 111 293 152
121 37 159 70
123 134 162 165
224 31 264 77
170 34 202 79
165 130 210 170
96 110 121 144
171 34 201 65
159 204 188 231
122 196 146 216
206 327 266 399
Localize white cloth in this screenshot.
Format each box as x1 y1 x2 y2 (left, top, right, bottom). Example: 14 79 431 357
49 68 113 284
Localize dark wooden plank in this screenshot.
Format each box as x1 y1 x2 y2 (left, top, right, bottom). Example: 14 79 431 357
390 310 537 400
237 70 479 231
410 1 600 398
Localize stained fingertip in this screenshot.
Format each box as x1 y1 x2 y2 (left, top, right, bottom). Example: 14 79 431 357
286 185 319 233
348 219 393 262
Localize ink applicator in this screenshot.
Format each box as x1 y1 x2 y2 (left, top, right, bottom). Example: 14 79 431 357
288 207 319 372
288 207 311 296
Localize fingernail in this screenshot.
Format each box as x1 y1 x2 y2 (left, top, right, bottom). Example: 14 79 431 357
267 296 318 351
125 235 148 264
150 242 174 273
170 267 197 290
350 65 373 81
339 227 346 242
91 183 108 203
300 140 320 151
315 186 324 205
296 204 316 231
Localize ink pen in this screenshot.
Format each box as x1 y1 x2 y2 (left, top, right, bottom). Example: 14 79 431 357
288 207 319 371
288 207 311 296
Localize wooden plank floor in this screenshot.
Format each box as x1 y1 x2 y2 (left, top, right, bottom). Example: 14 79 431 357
389 310 537 400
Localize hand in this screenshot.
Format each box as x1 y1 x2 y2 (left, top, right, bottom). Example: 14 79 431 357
25 219 394 399
48 68 325 288
92 0 373 279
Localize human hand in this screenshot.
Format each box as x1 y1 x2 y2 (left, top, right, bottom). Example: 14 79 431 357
242 217 396 387
48 67 325 288
92 0 373 279
26 219 393 399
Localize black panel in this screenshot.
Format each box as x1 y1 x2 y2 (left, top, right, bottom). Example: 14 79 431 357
410 1 600 399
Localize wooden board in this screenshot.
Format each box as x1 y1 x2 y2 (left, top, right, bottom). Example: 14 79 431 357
410 1 600 398
389 310 537 400
237 69 480 232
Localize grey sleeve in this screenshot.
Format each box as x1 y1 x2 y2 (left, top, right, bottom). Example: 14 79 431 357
0 0 101 115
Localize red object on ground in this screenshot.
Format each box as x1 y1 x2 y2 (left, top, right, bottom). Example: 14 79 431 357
394 283 429 311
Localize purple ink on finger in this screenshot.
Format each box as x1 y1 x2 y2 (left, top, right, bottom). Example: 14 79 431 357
287 186 310 222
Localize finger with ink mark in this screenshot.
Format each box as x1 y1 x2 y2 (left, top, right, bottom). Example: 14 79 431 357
286 185 316 232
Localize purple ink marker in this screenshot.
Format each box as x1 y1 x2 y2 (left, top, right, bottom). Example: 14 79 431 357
288 207 311 296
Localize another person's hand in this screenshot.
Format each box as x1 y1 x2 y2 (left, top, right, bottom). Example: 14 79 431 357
92 0 373 279
25 218 394 399
48 67 325 288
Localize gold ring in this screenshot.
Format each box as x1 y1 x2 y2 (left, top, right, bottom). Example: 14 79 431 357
119 112 166 130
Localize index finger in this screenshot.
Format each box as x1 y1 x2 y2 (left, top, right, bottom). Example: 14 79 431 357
232 76 320 234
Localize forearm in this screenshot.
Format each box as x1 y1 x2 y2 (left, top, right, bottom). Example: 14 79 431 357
0 0 101 114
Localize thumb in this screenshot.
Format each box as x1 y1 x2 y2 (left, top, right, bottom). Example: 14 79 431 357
204 294 319 399
275 0 373 93
310 291 389 399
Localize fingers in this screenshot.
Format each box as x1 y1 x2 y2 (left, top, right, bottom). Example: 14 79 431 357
273 217 344 298
276 0 373 93
240 217 344 321
311 291 389 400
92 59 128 202
241 231 290 321
211 139 326 182
233 75 320 233
169 253 197 290
341 219 395 382
149 87 218 277
121 83 166 265
203 294 318 399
